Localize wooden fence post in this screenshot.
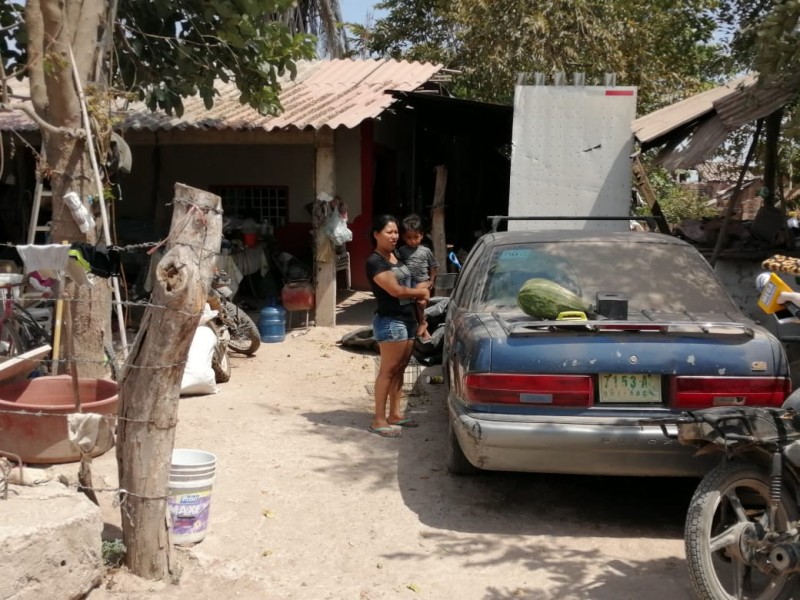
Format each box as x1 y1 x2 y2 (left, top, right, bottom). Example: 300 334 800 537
431 165 448 295
116 183 222 579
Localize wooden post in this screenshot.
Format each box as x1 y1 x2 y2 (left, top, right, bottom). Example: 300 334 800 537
116 183 222 580
710 121 763 267
431 166 447 295
631 157 670 234
315 128 336 327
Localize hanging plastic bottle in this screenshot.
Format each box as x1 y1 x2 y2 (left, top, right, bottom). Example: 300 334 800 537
63 191 95 233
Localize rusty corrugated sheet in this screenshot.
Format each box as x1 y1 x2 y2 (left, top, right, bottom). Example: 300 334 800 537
655 115 730 171
639 73 800 170
714 77 798 130
632 76 753 144
0 59 443 133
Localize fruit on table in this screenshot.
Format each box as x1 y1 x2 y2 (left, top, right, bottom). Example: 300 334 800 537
517 278 589 320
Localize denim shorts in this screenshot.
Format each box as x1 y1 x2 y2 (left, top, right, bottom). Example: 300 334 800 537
373 314 416 342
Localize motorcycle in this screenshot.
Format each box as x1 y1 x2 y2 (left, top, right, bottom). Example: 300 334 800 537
204 271 261 383
646 407 800 600
641 256 800 600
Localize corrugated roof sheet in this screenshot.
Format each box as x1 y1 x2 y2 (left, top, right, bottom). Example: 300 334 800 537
0 59 444 133
634 73 800 169
632 76 753 144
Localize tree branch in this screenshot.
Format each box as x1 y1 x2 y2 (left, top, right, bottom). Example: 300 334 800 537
0 102 85 138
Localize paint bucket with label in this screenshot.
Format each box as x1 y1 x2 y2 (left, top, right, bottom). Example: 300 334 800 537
168 449 217 545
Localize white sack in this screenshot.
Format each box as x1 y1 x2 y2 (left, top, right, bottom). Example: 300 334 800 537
180 325 219 396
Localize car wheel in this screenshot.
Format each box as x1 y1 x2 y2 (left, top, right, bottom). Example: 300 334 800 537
447 419 479 475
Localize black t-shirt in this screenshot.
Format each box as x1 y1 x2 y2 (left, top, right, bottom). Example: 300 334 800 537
366 251 416 320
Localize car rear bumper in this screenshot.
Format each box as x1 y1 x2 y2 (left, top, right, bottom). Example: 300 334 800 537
449 396 718 477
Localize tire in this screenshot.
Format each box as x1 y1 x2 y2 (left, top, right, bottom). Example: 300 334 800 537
103 341 120 381
446 418 479 475
0 320 26 359
685 460 799 600
223 301 260 355
212 341 231 383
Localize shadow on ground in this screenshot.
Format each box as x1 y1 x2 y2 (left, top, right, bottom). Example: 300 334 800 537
302 376 697 541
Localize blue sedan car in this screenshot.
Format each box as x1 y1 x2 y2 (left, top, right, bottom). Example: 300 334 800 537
443 230 790 476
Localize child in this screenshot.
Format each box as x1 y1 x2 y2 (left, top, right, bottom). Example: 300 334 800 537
398 214 439 341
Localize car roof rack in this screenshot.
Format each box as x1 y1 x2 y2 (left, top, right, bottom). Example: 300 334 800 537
487 215 666 233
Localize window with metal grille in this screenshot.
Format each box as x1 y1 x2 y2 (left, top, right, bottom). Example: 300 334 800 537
209 185 288 226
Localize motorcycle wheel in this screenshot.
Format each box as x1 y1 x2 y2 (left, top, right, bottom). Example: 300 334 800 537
223 301 261 355
212 342 231 383
685 460 798 600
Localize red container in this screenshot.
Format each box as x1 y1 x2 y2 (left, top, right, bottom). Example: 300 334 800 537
242 232 258 248
281 282 315 311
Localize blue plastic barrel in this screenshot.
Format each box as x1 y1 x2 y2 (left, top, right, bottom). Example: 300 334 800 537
258 304 286 343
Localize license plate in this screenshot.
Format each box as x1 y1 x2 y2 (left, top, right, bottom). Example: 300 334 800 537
598 373 662 403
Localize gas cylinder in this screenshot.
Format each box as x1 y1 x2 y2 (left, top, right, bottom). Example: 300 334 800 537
280 282 315 312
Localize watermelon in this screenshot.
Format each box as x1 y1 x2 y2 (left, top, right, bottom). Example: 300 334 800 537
517 278 589 320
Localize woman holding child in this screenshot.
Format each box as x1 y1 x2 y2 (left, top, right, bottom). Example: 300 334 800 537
366 214 431 438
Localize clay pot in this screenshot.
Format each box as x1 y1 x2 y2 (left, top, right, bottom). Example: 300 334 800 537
0 376 118 464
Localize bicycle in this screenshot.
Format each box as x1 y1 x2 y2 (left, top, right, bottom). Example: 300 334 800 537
0 277 53 371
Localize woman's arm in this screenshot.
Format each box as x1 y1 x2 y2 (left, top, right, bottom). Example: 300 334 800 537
373 270 430 301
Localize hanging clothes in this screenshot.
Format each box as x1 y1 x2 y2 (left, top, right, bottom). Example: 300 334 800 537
69 243 121 278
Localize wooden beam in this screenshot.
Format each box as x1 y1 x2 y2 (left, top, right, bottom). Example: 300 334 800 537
631 157 671 234
431 165 447 295
314 128 336 327
122 128 316 146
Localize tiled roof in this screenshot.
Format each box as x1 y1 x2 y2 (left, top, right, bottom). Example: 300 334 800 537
0 59 444 133
696 161 753 182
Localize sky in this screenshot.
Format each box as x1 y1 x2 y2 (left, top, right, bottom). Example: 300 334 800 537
340 0 384 25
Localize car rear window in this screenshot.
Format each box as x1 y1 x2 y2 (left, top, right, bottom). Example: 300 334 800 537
475 240 739 316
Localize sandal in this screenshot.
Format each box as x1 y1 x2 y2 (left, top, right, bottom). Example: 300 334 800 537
367 426 401 438
387 418 419 428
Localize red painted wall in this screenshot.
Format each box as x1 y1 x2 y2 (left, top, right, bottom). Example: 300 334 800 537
348 121 374 291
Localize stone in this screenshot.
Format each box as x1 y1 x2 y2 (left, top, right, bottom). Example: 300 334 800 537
0 482 104 599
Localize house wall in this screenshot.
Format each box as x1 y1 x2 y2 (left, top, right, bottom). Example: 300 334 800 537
334 128 361 221
714 256 800 388
119 143 313 225
374 115 415 216
114 121 412 293
113 128 377 293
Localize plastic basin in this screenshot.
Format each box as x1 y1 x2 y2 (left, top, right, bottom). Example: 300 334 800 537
0 375 118 464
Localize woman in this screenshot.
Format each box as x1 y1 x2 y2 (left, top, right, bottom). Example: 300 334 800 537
366 215 430 438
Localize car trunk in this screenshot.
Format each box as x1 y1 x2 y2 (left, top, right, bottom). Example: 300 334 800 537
462 312 789 410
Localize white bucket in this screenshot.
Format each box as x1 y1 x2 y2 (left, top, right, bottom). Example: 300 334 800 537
168 449 217 545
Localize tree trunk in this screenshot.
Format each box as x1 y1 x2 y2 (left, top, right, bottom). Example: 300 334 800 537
26 0 112 378
116 184 222 580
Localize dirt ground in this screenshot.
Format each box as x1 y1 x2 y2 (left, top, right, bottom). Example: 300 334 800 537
51 290 699 600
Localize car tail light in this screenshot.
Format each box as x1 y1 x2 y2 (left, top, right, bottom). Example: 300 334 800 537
463 373 593 407
672 376 790 409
